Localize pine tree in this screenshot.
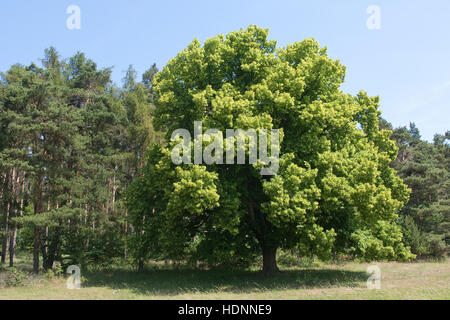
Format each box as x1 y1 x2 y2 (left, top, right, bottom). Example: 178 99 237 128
1 48 132 271
391 124 449 258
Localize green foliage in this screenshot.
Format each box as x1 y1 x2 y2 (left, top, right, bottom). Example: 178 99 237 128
2 28 446 274
350 220 414 261
5 267 28 287
127 26 413 272
400 215 429 257
0 47 161 272
276 250 301 267
44 262 63 279
390 123 449 259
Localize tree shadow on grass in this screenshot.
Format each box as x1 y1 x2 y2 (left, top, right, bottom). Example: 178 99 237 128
83 268 367 296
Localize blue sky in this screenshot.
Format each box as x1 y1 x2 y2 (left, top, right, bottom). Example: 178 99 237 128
1 0 449 141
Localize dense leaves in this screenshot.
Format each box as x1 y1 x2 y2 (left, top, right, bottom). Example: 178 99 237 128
128 26 416 273
389 123 449 258
1 27 447 274
0 48 159 271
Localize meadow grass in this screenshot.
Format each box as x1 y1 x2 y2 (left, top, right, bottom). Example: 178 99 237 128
0 253 448 300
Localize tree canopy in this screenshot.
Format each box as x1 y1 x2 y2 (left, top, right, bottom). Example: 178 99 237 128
127 26 414 273
1 26 447 275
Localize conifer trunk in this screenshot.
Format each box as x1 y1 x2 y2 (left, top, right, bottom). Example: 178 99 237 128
1 169 13 264
9 226 17 267
1 201 10 264
33 174 44 273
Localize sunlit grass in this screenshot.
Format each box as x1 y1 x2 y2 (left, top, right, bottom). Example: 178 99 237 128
0 253 448 300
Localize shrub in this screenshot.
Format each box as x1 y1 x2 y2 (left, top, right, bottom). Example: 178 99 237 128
5 268 28 287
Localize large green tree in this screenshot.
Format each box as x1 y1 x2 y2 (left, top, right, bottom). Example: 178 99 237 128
127 26 413 273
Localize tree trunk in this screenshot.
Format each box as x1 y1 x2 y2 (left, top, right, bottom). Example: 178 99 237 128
124 210 128 259
1 169 13 264
33 174 44 274
33 134 47 274
136 215 145 271
41 226 50 270
9 226 17 267
112 170 117 211
138 258 144 272
1 231 9 264
261 244 279 275
10 173 25 268
33 226 40 273
247 197 279 275
1 201 10 264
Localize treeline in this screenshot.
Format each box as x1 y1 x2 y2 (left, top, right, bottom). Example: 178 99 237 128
380 120 449 258
0 48 448 273
0 48 162 272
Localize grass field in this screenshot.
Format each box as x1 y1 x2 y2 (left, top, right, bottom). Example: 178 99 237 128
0 254 448 300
